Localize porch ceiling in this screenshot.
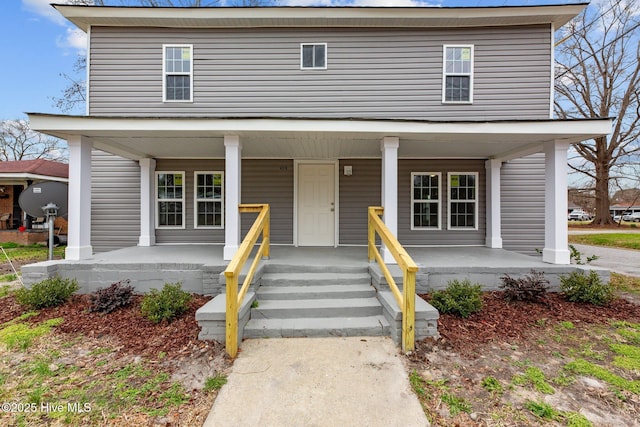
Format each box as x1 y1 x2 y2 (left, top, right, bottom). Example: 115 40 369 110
28 114 612 161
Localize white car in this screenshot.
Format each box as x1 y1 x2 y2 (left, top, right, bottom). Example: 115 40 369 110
568 210 591 221
622 212 640 222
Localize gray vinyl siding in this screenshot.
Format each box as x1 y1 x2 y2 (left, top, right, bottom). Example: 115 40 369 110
398 159 486 246
92 155 541 249
241 159 294 244
89 25 551 120
339 159 381 245
91 150 141 252
501 153 545 255
154 159 293 244
155 159 225 244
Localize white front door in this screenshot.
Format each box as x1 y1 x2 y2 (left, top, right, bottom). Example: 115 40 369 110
297 163 335 246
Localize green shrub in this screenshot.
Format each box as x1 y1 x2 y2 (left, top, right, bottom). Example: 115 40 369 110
430 279 483 318
569 245 599 265
90 280 135 314
140 282 192 323
500 270 549 302
560 270 614 306
14 276 79 309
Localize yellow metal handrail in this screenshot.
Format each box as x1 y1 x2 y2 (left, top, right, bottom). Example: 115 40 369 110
368 206 418 353
225 204 270 358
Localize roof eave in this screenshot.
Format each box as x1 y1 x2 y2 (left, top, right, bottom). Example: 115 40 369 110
52 4 588 32
0 173 68 182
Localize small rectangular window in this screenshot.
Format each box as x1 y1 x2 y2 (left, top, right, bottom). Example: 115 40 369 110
411 172 441 230
448 172 478 229
163 45 193 102
194 171 224 229
301 43 327 70
443 45 473 103
156 172 185 228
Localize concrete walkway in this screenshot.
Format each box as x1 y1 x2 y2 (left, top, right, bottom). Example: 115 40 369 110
203 337 429 427
571 244 640 277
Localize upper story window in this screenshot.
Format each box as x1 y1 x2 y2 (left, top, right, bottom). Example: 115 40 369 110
301 43 327 70
443 45 473 103
156 172 185 229
163 45 193 102
411 172 441 230
195 171 224 229
448 172 478 230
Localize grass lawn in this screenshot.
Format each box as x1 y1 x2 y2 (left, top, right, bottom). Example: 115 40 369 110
611 272 640 294
0 244 65 283
568 233 640 251
0 243 65 262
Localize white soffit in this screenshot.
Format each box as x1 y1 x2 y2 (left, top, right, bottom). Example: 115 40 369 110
28 114 612 160
54 4 588 32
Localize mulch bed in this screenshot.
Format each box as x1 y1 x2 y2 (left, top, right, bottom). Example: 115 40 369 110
418 292 640 357
1 293 216 359
4 290 640 361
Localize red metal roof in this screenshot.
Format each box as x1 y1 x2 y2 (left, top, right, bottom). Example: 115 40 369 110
0 160 68 179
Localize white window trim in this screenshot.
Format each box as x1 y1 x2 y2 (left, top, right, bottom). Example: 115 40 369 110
442 44 474 104
300 43 327 70
193 171 224 230
162 44 193 103
447 172 479 231
411 172 442 231
155 171 186 229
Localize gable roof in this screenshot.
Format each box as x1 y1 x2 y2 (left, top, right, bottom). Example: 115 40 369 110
54 4 588 32
0 159 69 180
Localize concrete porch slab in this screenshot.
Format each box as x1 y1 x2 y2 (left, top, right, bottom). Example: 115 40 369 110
19 244 608 294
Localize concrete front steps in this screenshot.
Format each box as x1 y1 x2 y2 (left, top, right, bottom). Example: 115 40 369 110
196 263 439 347
244 267 390 339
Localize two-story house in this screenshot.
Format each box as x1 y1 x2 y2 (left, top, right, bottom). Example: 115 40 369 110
28 4 611 280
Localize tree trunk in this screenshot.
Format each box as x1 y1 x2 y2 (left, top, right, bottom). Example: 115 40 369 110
592 153 613 225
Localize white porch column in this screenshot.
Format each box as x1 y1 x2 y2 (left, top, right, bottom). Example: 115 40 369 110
485 158 503 248
66 136 93 260
138 158 156 247
543 140 571 264
224 135 242 261
381 136 399 264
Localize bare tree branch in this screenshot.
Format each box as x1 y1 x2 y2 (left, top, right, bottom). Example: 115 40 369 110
555 0 640 225
0 120 67 162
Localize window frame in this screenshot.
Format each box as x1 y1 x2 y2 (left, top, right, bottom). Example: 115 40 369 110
193 171 224 230
442 44 474 104
300 43 327 70
411 172 442 231
155 171 186 229
447 172 479 231
162 44 193 103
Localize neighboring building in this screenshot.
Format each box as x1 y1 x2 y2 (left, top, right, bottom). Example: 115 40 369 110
567 187 594 215
29 4 612 265
610 204 640 217
0 159 68 245
610 189 640 218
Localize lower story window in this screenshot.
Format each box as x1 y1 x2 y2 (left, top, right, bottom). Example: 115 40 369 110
156 172 185 228
448 172 477 229
411 172 441 229
195 172 223 228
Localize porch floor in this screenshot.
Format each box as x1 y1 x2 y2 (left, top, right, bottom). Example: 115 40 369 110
39 244 571 268
21 245 599 294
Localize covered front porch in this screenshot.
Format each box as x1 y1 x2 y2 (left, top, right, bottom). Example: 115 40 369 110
21 245 599 294
27 114 613 269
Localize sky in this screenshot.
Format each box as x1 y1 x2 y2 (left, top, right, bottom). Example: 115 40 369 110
0 0 587 121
